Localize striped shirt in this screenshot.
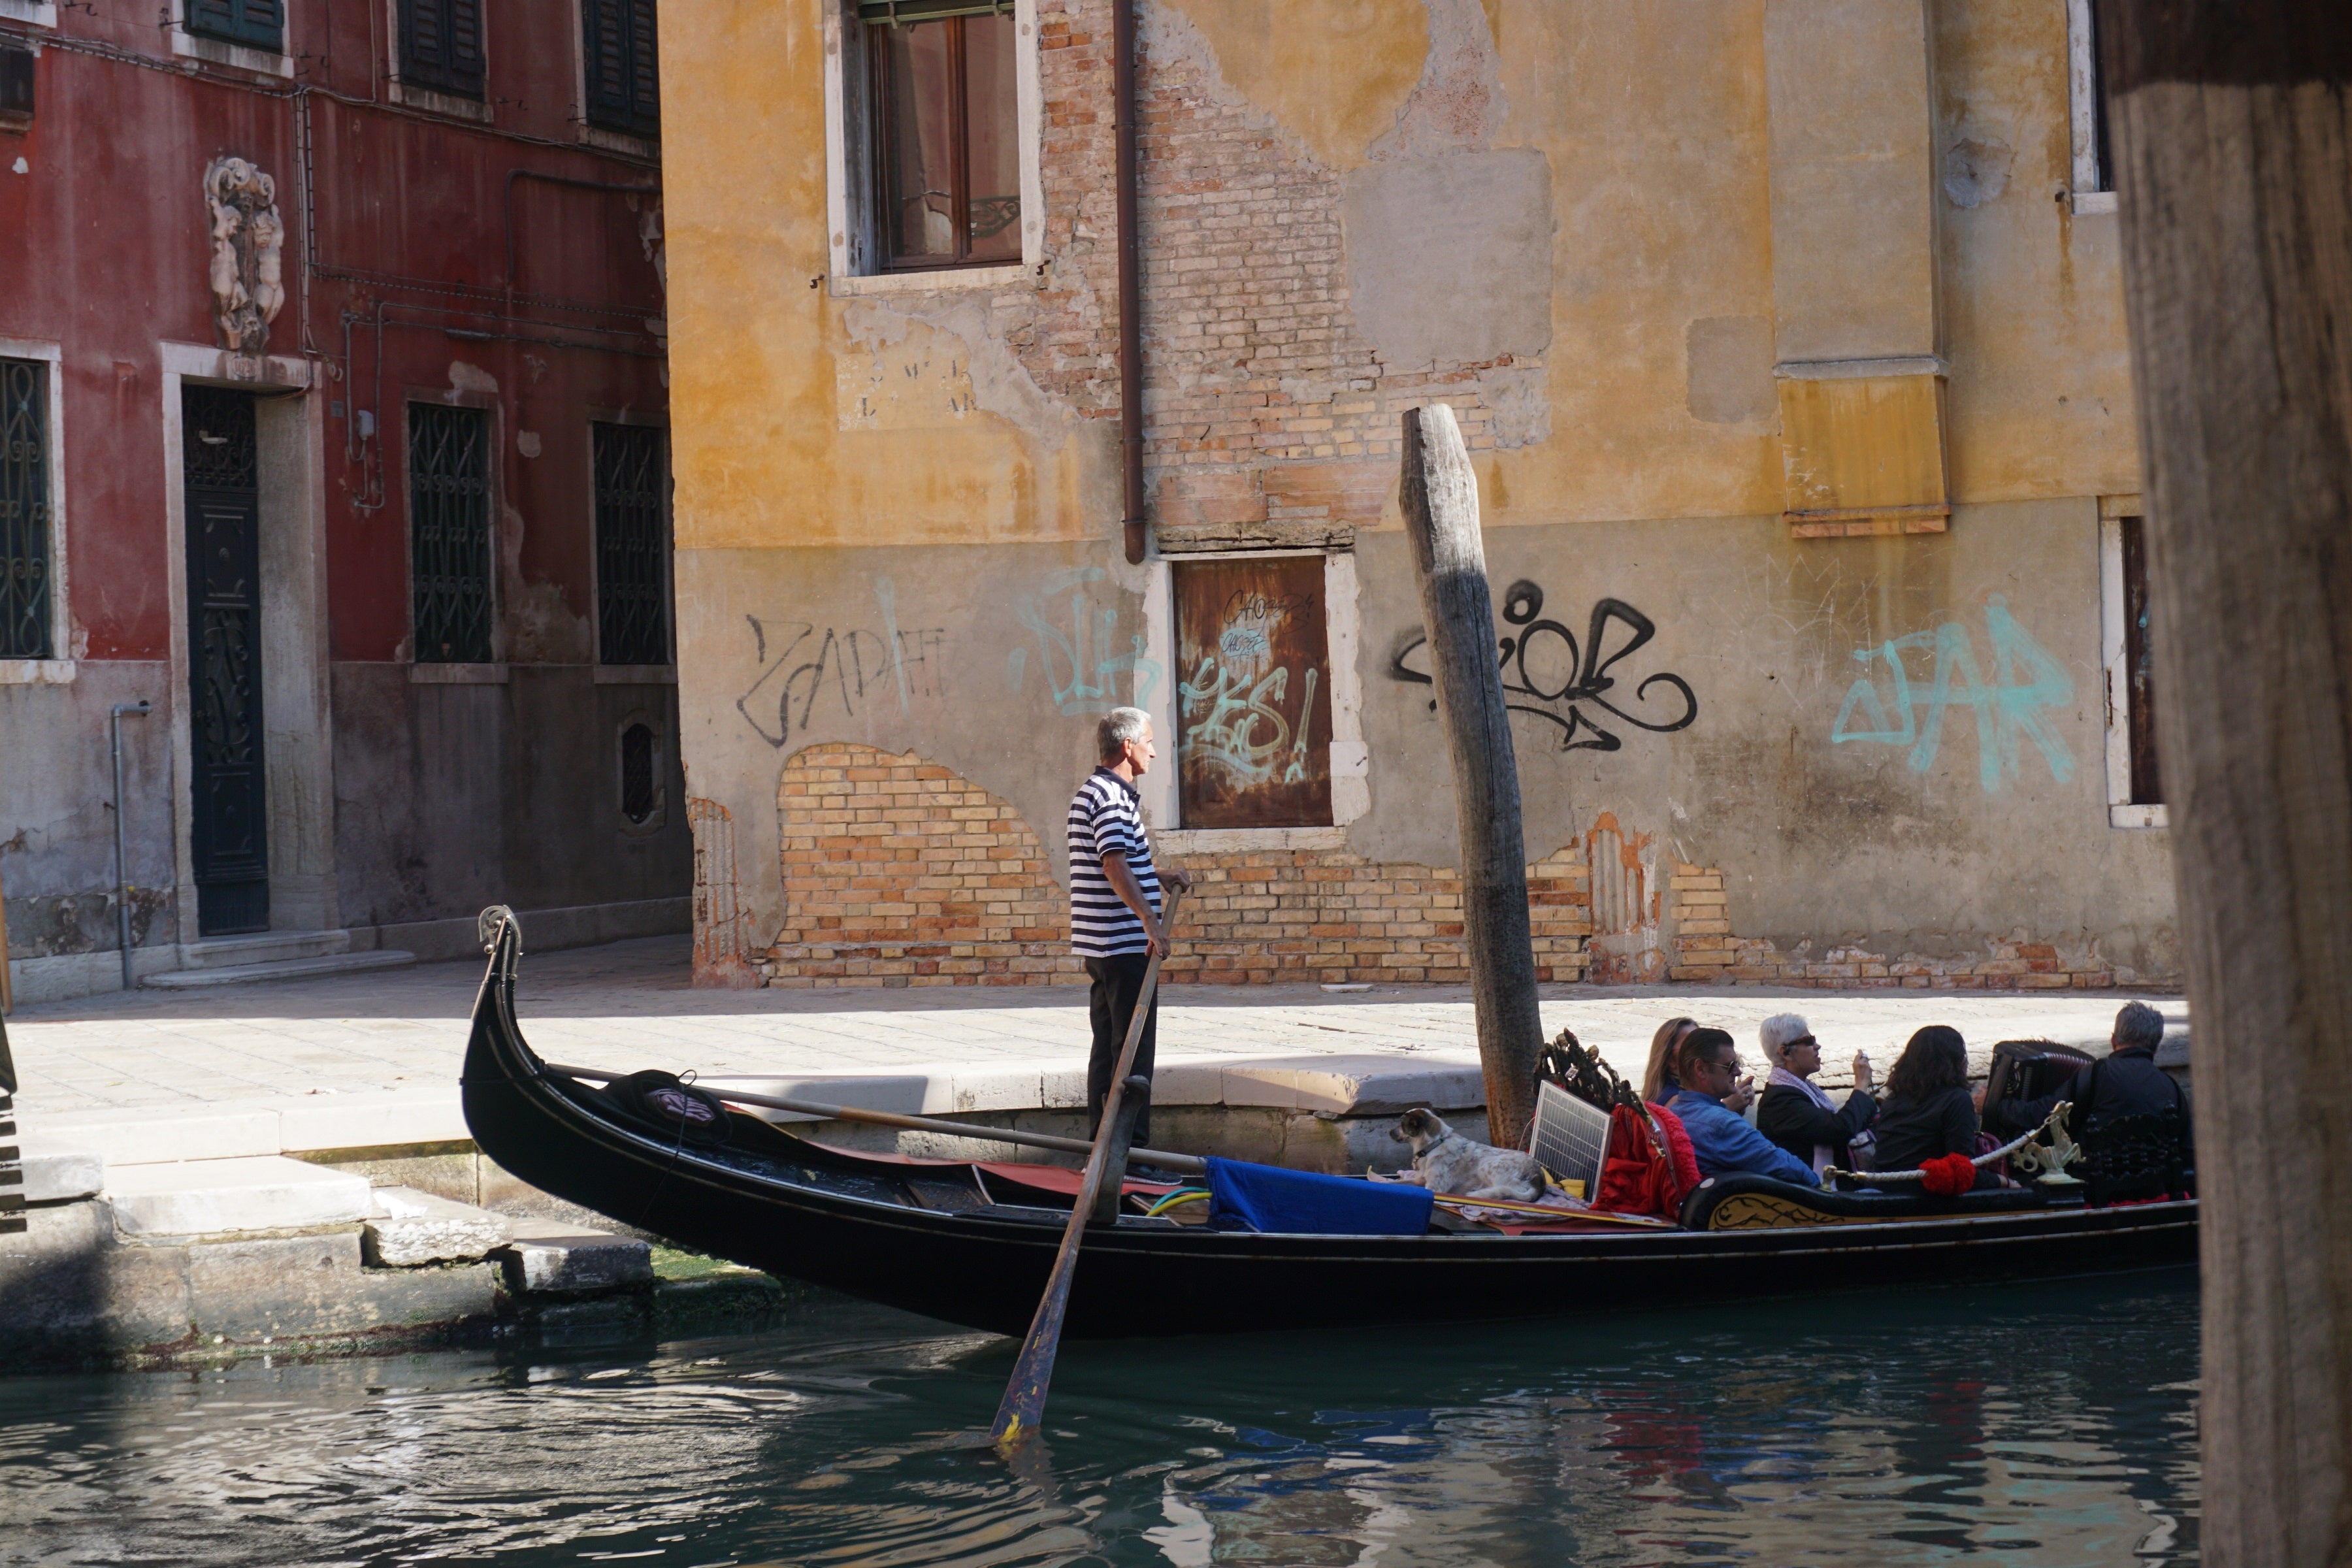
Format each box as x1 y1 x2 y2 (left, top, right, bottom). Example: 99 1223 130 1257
1068 767 1161 957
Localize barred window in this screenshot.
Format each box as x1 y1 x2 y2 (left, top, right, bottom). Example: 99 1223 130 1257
0 357 52 661
399 0 485 98
408 404 494 664
583 0 659 138
186 0 284 51
594 422 670 666
864 1 1021 270
620 721 657 825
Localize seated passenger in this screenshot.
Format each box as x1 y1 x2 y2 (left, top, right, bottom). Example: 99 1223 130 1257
1992 1001 2189 1155
1667 1028 1817 1186
1871 1026 1997 1189
1756 1013 1878 1176
1640 1016 1697 1105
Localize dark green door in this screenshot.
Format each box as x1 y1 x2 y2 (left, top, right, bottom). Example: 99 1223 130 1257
182 386 269 938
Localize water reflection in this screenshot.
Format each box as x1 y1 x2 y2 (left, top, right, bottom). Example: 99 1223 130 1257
0 1272 2198 1566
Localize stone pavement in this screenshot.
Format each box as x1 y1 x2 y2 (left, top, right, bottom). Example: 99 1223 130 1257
5 934 2182 1162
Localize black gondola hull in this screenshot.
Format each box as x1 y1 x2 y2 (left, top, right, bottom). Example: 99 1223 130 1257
459 923 2197 1339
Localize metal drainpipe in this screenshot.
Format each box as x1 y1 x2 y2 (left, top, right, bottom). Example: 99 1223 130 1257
1114 0 1147 565
109 701 151 991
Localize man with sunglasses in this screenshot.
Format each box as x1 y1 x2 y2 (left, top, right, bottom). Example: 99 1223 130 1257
1667 1028 1819 1186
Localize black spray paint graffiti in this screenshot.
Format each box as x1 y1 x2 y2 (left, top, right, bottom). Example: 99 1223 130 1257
1389 581 1698 752
736 577 949 749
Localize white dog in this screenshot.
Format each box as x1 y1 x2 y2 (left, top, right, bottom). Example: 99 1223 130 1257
1388 1107 1546 1203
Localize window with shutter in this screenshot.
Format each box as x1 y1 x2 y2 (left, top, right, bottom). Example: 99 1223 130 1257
582 0 659 139
400 0 485 99
186 0 283 52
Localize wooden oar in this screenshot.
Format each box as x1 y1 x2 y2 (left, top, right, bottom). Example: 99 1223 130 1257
990 885 1182 1453
543 1063 1207 1175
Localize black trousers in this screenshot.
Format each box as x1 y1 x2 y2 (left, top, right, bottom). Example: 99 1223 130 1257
1085 953 1159 1149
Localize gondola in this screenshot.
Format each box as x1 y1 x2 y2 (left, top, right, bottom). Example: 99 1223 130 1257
460 912 2198 1338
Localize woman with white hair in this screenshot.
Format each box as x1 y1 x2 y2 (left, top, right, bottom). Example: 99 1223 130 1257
1755 1013 1878 1176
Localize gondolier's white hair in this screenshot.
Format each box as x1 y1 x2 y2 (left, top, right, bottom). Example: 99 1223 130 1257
1758 1013 1812 1068
1099 706 1152 760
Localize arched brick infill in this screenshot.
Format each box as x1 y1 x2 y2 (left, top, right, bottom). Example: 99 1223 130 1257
762 743 1594 988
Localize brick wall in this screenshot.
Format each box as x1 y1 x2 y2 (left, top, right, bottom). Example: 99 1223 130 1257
1007 0 1540 550
759 744 1591 988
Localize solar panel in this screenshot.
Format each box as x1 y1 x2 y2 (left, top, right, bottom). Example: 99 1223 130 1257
1527 1079 1614 1200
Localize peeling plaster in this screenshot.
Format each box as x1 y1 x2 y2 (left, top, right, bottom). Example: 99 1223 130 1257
1367 0 1507 162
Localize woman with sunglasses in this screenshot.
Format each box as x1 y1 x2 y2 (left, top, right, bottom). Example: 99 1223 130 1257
1755 1013 1878 1176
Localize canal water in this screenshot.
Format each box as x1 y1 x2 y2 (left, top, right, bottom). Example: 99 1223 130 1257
0 1270 2198 1567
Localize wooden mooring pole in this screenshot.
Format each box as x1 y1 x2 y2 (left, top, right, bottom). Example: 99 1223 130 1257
1397 404 1543 1149
2100 7 2352 1563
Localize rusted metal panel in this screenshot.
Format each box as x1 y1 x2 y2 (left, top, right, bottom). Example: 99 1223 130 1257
1173 555 1333 828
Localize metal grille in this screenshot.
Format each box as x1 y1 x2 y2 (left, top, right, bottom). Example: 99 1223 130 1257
0 358 51 659
408 403 493 664
594 422 670 666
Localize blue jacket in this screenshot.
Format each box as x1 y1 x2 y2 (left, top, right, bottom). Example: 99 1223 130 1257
1669 1090 1818 1186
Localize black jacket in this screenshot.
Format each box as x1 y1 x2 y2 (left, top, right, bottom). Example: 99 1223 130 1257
1870 1085 1989 1184
1995 1044 2190 1155
1757 1082 1877 1171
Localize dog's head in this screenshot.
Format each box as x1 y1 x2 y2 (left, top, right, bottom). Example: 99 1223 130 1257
1390 1107 1448 1151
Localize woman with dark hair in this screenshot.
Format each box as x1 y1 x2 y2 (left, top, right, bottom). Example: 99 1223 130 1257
1870 1025 1994 1188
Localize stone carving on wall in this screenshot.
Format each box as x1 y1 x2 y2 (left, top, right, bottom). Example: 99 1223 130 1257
204 157 286 359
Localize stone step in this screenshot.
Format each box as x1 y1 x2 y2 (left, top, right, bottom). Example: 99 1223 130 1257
14 1133 104 1204
178 930 353 970
145 951 417 990
500 1218 654 1294
105 1155 374 1236
364 1186 512 1267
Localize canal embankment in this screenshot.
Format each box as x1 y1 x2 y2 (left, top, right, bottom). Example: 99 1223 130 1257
0 934 2184 1371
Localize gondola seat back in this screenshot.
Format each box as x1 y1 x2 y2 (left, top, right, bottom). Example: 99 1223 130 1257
2080 1108 2193 1207
1679 1172 2053 1230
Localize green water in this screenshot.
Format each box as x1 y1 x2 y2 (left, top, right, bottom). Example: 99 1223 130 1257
0 1271 2199 1567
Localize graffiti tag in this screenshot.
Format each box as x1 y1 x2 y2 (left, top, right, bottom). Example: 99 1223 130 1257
1829 593 2074 792
1004 565 1162 716
1389 581 1699 752
736 577 946 749
1181 657 1320 790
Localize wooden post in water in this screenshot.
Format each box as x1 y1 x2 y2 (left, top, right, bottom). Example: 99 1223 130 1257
2099 7 2352 1563
1398 404 1543 1149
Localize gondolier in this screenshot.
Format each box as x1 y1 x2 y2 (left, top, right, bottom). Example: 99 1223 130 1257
1068 706 1189 1149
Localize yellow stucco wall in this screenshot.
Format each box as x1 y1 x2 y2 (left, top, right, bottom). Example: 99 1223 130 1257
662 0 2139 555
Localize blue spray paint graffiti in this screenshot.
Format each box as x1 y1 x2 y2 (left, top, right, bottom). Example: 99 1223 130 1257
1830 595 2075 792
1004 566 1162 715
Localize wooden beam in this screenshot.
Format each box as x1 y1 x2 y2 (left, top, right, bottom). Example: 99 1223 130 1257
2100 5 2352 1563
1397 404 1543 1148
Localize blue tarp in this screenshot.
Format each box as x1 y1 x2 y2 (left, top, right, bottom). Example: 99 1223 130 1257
1203 1156 1435 1236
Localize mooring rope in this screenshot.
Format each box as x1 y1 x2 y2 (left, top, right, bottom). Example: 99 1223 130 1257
1820 1101 2075 1190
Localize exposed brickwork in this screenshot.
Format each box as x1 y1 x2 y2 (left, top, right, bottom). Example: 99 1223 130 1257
1667 864 2136 990
1004 1 1541 537
760 745 1590 988
764 744 1076 988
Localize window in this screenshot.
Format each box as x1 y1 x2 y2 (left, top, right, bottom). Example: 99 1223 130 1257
186 0 282 51
408 404 494 664
593 422 670 666
400 0 484 98
2102 508 2163 826
1172 555 1334 830
2067 0 2114 206
620 721 659 825
0 357 51 659
865 1 1021 270
583 0 659 138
